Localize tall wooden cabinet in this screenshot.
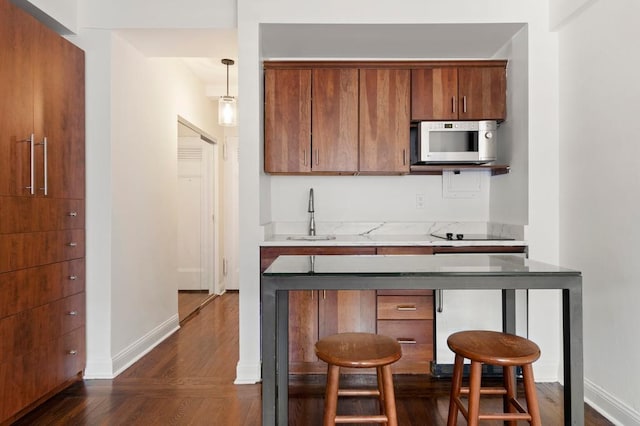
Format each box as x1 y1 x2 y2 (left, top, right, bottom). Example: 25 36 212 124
0 0 85 423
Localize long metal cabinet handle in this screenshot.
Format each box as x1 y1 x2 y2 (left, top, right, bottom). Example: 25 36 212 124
436 289 443 313
397 338 417 344
42 137 48 195
463 96 467 113
303 149 307 166
452 96 456 113
402 149 407 165
24 134 35 194
315 149 319 166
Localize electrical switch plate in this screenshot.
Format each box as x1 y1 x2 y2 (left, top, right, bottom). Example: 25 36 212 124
415 194 425 209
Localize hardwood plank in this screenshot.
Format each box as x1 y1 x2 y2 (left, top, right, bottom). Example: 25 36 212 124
13 293 613 426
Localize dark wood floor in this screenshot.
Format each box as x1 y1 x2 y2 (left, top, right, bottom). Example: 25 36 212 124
177 290 216 324
14 292 613 425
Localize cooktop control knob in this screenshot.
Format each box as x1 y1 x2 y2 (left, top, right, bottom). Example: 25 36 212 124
485 131 493 139
456 234 464 240
446 232 453 240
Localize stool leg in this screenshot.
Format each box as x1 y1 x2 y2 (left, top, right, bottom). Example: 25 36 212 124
323 364 340 426
467 361 483 426
522 363 542 426
380 364 398 426
447 354 464 426
377 366 387 423
503 365 517 426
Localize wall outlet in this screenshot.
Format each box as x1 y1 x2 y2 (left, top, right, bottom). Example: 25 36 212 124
415 194 425 209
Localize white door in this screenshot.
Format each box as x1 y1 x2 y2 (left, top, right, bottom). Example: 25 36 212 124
177 127 216 292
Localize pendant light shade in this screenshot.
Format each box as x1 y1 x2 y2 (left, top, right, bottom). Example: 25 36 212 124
218 59 237 127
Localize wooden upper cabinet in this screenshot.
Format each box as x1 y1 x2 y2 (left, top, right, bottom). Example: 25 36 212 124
264 69 312 173
33 30 85 199
312 69 359 172
411 68 458 121
359 69 411 173
411 65 506 121
0 0 36 197
457 66 506 120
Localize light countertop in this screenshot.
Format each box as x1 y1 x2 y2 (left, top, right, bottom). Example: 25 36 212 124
261 234 527 247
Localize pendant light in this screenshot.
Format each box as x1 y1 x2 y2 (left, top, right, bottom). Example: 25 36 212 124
218 58 237 127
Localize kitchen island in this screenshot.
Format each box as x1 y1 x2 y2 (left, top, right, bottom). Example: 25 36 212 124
261 254 583 426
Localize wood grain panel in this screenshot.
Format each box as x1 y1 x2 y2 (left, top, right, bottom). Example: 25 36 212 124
319 290 376 338
33 24 85 199
0 229 84 273
0 259 84 319
289 291 318 365
260 246 377 272
411 68 458 121
264 69 312 173
359 69 410 173
376 246 434 255
377 295 434 320
377 319 434 361
457 66 506 121
312 68 359 172
0 0 35 197
0 197 84 234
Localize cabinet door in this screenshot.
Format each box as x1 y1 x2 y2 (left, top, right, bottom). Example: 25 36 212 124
411 68 458 121
264 69 311 173
359 69 410 173
288 290 318 368
312 69 359 172
457 67 506 121
33 27 85 199
0 0 36 197
318 290 376 338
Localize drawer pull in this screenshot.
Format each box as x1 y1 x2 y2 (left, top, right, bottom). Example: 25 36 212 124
67 242 78 247
67 350 78 355
68 211 78 217
397 338 417 344
67 310 78 316
396 305 417 311
69 275 78 280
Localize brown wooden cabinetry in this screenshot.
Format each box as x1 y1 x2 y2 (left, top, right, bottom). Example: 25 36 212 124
359 69 411 173
264 63 411 175
411 63 506 121
0 0 85 422
264 69 311 173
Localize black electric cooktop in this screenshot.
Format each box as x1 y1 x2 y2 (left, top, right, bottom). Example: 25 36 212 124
430 232 515 241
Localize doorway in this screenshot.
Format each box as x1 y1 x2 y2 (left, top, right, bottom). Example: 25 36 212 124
177 119 219 322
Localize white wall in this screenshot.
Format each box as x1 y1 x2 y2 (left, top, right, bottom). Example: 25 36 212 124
270 174 490 223
237 0 562 384
72 29 220 377
558 0 640 423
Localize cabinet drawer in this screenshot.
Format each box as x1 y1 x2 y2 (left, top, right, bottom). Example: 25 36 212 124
0 292 85 358
377 295 433 320
0 229 84 273
377 319 433 361
0 259 85 319
0 197 84 234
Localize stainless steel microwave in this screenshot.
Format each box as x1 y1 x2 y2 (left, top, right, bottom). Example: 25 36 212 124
416 120 497 164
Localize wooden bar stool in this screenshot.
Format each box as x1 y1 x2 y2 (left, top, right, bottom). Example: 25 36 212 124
314 332 402 426
447 330 542 426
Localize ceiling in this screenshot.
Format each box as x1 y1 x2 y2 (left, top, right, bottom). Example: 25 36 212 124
117 23 525 99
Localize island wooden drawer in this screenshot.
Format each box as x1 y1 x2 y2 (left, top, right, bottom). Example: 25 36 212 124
377 295 433 320
377 319 434 361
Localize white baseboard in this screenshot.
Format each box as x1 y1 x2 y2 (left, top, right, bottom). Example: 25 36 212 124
84 357 117 379
585 378 640 426
85 315 180 379
234 361 261 384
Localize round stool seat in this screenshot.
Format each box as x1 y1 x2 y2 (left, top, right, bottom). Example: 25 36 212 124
315 332 402 368
447 330 540 366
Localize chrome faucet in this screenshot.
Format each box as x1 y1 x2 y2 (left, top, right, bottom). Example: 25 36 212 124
308 188 316 236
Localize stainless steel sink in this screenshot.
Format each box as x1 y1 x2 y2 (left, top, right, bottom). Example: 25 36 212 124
286 235 336 241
